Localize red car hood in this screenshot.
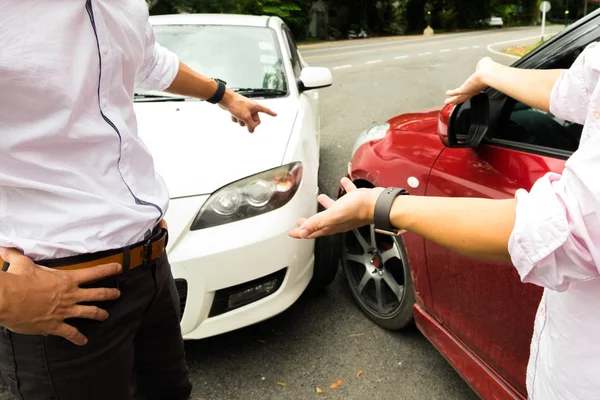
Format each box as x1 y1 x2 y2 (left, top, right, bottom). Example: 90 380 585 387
345 106 447 203
387 107 442 134
349 106 446 194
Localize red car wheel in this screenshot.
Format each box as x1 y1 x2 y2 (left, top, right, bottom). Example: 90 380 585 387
342 224 415 330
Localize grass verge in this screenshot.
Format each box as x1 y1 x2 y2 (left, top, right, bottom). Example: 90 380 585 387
502 40 544 57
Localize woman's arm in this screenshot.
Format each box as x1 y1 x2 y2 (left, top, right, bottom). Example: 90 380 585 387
445 57 564 112
390 194 517 261
289 178 516 262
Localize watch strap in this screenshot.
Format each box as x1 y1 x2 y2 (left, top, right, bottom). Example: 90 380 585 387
374 187 409 235
207 79 226 104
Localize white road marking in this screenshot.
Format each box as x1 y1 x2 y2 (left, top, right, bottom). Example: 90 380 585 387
472 45 480 48
366 60 382 64
458 46 469 50
418 52 432 56
440 49 451 52
333 65 352 70
299 31 480 54
394 55 409 59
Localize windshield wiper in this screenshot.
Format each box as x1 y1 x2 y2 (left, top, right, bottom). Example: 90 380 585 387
133 93 186 101
231 88 287 98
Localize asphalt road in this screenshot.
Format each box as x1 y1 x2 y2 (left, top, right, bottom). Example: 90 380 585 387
0 25 565 400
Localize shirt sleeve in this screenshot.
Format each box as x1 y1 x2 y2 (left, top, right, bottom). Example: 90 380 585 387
508 42 600 291
548 42 600 125
135 20 180 91
508 127 600 292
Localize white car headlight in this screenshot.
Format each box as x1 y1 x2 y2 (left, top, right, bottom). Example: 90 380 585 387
351 122 390 155
191 162 303 230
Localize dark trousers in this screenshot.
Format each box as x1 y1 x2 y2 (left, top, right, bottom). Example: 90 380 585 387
0 252 192 400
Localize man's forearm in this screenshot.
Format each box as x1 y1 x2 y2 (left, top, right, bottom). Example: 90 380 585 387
390 196 517 262
164 61 235 107
481 62 564 112
162 61 276 133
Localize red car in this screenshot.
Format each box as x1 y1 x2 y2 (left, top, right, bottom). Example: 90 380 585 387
339 11 600 400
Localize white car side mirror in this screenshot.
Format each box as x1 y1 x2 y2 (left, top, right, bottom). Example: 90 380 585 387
298 67 333 92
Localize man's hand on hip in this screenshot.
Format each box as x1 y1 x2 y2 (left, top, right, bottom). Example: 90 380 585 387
0 248 121 346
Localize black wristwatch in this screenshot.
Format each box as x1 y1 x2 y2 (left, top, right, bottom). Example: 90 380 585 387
207 78 226 104
374 187 410 236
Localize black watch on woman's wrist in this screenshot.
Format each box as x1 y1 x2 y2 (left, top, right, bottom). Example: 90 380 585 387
374 187 410 236
207 78 226 104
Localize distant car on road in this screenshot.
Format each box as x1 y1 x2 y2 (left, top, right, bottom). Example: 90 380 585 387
485 15 504 28
341 9 598 400
134 13 337 340
348 26 368 39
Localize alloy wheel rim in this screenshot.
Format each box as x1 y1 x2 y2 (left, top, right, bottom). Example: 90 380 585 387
343 224 407 318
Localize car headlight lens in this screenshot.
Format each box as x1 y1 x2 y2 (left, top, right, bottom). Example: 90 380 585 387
351 122 390 155
246 180 274 207
191 162 303 230
211 188 243 216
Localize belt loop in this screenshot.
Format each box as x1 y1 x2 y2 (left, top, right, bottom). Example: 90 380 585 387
122 246 131 273
163 227 169 248
142 239 152 267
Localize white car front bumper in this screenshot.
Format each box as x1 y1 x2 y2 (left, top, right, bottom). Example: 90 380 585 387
164 188 318 340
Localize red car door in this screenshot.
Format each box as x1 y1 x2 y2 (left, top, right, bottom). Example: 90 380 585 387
424 99 582 396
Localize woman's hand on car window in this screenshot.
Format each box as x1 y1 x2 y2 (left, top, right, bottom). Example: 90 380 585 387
445 57 495 105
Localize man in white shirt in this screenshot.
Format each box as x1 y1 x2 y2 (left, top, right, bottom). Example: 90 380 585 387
0 1 275 399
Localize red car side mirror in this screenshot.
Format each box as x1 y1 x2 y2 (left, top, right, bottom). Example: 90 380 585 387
437 103 454 147
438 93 490 149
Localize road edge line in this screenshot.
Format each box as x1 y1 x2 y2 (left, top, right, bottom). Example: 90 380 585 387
486 34 556 59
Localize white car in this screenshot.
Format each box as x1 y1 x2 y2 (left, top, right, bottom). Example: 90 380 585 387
486 16 504 28
134 14 337 340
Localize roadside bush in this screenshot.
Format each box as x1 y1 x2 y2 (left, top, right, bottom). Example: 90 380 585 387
438 9 457 31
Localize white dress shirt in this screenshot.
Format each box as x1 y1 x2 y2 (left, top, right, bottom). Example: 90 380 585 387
0 0 179 260
509 42 600 399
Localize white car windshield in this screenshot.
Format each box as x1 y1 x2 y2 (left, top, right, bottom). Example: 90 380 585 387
135 24 288 99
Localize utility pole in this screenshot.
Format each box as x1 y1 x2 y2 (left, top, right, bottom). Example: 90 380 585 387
584 0 588 16
423 8 433 36
540 2 550 41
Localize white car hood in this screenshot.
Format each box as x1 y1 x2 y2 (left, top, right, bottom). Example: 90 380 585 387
135 98 297 198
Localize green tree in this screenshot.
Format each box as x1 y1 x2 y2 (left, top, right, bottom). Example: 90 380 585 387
148 0 312 39
258 0 312 37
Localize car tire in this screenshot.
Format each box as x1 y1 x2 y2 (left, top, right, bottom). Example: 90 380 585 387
306 203 341 293
341 227 415 331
